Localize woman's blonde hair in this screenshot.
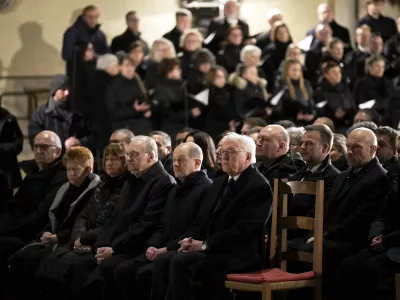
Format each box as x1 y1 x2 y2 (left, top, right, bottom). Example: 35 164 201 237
103 143 127 168
179 28 204 49
283 58 309 101
150 38 176 63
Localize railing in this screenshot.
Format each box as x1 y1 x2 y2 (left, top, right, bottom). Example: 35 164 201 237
0 75 54 120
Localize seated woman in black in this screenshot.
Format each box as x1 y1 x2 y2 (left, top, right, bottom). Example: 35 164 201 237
216 25 244 74
106 54 151 135
229 64 269 122
315 61 356 132
203 65 236 141
269 58 316 125
128 41 147 82
185 130 218 178
353 55 396 116
34 143 129 298
152 58 188 136
177 29 203 80
145 38 176 94
187 49 216 129
7 146 101 300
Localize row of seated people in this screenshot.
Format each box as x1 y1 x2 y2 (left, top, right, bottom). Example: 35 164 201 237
1 119 400 300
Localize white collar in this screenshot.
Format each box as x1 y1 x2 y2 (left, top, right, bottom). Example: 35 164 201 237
229 174 240 181
307 162 322 174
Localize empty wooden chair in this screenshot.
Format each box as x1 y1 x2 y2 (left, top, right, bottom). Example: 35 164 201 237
225 179 324 300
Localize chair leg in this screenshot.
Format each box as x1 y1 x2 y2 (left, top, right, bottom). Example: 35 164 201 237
315 280 323 300
396 274 400 300
261 284 272 300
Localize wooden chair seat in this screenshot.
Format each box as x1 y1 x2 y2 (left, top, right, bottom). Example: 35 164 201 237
227 268 315 283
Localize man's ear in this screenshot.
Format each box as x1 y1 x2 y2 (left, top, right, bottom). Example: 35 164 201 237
194 158 202 169
56 147 62 157
167 145 172 153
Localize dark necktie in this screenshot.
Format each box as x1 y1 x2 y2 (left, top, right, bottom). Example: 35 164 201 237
222 178 235 200
302 170 313 181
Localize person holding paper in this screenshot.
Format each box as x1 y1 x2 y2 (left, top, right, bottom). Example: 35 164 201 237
269 59 316 125
353 55 395 116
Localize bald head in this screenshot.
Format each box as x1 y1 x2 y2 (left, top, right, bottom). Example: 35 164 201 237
33 131 62 169
347 127 377 169
173 142 203 180
317 3 334 23
224 0 238 18
257 125 290 162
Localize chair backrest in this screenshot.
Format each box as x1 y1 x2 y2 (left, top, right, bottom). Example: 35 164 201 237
269 179 324 276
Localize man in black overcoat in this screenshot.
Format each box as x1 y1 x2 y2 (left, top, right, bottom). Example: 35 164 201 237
151 133 272 300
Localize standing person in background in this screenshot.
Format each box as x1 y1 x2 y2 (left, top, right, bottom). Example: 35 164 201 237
255 8 283 50
163 9 192 53
111 11 149 55
206 0 249 55
62 5 108 71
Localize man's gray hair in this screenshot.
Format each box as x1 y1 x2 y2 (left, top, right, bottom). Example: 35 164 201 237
96 54 118 70
240 45 262 63
224 133 256 163
185 142 204 161
287 127 305 146
132 136 158 161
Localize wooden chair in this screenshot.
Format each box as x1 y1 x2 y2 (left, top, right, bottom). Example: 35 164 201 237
225 179 324 300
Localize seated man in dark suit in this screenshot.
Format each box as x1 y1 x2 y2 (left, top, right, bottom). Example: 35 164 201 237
256 124 305 183
150 131 174 176
301 127 390 300
306 3 351 53
375 126 399 177
113 142 213 300
78 136 176 299
288 124 340 218
151 133 273 300
337 162 400 300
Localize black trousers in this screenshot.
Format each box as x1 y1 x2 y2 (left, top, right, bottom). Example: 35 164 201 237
338 249 398 300
113 253 153 300
7 244 53 300
294 238 360 300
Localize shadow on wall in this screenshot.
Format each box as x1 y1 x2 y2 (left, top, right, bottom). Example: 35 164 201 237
4 21 64 116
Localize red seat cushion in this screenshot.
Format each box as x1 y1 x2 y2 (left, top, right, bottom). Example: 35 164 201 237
226 268 315 283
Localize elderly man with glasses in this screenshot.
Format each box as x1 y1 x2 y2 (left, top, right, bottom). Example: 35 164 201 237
0 131 68 284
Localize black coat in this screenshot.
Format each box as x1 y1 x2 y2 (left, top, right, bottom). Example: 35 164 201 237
353 74 396 115
206 17 249 54
94 162 176 255
62 16 108 61
0 159 67 243
255 30 272 50
383 94 400 129
0 168 13 209
306 20 352 53
288 155 340 217
199 165 272 276
146 170 212 250
161 154 174 177
177 50 198 80
357 14 397 43
187 68 208 129
332 155 349 172
110 29 149 55
304 42 324 88
369 165 400 263
163 27 183 53
71 172 130 246
216 44 243 74
105 74 151 135
28 99 96 151
384 33 400 67
144 59 162 93
315 79 356 128
37 174 101 245
203 85 235 139
151 78 188 135
344 48 371 82
257 151 305 184
0 108 23 188
324 157 390 247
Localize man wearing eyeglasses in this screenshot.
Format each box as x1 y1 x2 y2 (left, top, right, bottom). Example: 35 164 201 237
153 133 272 300
0 131 67 272
77 136 176 299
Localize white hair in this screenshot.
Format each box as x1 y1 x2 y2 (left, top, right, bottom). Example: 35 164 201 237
266 8 282 20
96 54 118 70
131 136 159 161
224 133 256 163
240 45 262 63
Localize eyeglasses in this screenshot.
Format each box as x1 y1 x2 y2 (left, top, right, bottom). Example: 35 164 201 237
33 144 56 151
218 149 246 158
125 151 141 160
